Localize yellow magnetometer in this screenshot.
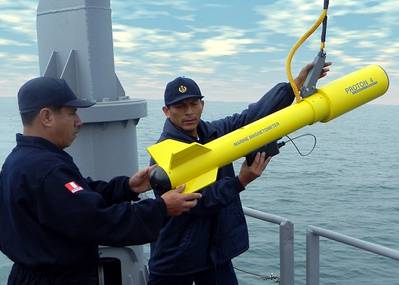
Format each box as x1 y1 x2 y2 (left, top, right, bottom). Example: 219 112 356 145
147 65 389 193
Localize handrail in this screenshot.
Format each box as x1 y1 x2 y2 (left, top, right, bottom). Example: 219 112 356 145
243 206 294 285
306 225 399 285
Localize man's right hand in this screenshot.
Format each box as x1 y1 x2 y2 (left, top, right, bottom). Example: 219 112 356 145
161 185 202 216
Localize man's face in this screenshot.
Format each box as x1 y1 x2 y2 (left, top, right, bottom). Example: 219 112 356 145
51 107 82 149
163 98 204 137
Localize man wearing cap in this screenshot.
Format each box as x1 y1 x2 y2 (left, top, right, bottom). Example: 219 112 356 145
148 63 331 285
0 77 202 285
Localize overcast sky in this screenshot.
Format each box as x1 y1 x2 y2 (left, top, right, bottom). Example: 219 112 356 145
0 0 398 104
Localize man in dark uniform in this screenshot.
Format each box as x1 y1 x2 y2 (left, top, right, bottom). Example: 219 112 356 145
148 63 331 285
0 77 202 285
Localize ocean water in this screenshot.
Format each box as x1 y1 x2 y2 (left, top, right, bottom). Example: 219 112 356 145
0 97 398 285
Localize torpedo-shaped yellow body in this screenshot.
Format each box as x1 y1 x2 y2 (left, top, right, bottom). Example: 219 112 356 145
147 65 389 193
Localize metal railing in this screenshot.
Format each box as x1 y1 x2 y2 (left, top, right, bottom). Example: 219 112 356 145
306 225 399 285
243 206 294 285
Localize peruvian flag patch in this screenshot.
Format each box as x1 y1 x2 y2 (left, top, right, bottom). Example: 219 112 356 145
65 181 84 193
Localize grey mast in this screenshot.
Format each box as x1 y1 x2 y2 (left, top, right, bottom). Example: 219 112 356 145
37 0 148 284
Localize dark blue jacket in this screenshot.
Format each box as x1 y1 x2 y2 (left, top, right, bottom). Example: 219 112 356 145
149 83 294 276
0 134 167 281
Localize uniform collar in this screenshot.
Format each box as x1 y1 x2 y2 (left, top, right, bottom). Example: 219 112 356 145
162 118 217 143
16 133 70 157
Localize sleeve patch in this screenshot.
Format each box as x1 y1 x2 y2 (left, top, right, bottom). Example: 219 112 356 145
65 181 84 193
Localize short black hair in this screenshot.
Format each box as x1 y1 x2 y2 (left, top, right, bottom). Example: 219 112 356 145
20 110 40 126
20 106 63 126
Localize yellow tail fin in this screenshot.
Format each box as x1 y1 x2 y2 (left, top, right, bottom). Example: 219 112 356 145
169 143 211 169
183 167 218 193
147 139 211 170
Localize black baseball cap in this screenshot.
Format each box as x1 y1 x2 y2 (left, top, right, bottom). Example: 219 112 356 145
164 77 203 106
18 77 95 113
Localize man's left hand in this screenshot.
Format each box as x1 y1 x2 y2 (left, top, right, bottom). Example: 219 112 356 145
128 165 157 194
238 152 271 187
294 62 332 90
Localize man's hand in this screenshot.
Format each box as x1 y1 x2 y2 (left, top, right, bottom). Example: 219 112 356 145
161 185 202 216
238 152 271 187
128 165 157 194
294 62 332 90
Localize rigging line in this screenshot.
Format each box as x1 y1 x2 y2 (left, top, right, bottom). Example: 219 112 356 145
234 266 280 283
285 133 317 156
285 1 329 103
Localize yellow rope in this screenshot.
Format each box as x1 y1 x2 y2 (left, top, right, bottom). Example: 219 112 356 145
285 9 327 103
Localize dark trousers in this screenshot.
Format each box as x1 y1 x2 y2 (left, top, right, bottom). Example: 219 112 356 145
7 263 98 285
148 261 238 285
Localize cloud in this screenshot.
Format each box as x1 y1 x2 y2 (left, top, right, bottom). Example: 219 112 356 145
114 8 170 21
198 30 256 57
0 2 36 39
113 24 194 52
0 38 30 46
112 0 195 18
89 0 399 105
112 23 257 77
0 0 397 105
0 48 37 64
253 0 398 85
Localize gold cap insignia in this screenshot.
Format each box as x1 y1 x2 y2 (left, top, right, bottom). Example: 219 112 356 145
178 85 187 93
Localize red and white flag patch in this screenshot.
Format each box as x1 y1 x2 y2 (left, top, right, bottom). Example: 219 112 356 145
65 181 84 193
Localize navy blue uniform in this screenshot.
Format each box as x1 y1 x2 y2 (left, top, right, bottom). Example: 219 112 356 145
148 83 294 284
0 134 167 285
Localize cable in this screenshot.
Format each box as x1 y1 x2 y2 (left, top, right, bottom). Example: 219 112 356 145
279 133 317 156
234 266 280 283
285 1 329 103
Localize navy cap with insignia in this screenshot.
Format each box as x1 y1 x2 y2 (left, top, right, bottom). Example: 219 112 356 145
164 77 203 106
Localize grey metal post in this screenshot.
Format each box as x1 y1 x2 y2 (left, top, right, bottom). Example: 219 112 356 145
280 220 294 285
36 0 147 179
243 207 294 285
36 1 147 284
306 228 320 285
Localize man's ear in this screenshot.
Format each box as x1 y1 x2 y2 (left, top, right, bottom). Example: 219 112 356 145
38 108 54 128
162 106 170 118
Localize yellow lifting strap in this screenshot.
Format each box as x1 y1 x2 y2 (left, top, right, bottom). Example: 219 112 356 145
286 4 329 103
